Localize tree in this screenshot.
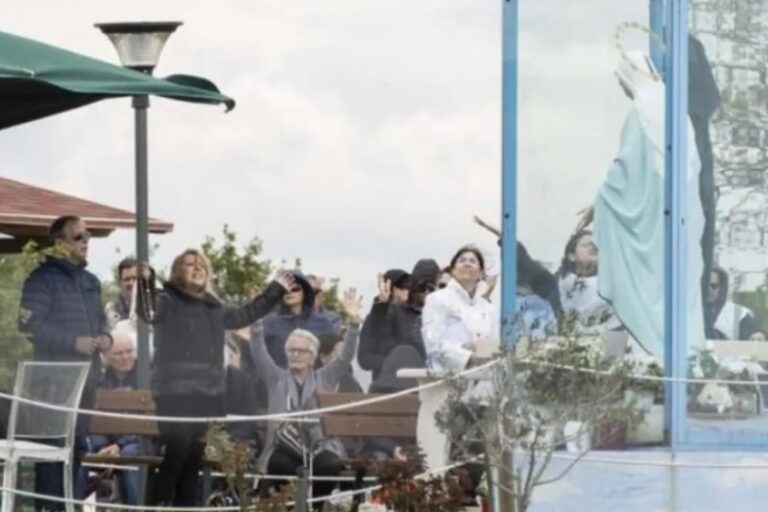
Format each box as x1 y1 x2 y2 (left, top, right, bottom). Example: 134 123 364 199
435 335 644 512
202 225 273 303
0 243 45 392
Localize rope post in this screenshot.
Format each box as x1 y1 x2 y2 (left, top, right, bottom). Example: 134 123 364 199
294 467 309 512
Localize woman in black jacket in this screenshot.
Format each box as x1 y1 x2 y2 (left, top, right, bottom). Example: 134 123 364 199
137 249 293 506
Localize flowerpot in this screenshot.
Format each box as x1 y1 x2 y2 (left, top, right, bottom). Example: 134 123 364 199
627 404 664 444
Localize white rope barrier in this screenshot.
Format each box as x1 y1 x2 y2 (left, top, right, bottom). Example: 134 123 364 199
0 359 502 423
11 450 768 512
0 355 763 424
0 459 472 511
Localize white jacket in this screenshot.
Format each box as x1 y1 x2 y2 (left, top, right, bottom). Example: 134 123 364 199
422 278 495 372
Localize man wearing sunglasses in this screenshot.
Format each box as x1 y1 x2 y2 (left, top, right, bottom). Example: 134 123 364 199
19 215 113 509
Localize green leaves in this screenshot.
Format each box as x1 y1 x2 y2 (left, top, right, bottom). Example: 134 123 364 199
202 225 273 304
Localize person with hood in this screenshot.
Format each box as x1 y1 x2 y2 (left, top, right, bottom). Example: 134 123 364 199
19 215 112 510
357 259 440 380
585 51 705 359
705 267 761 341
305 274 343 334
135 249 293 507
260 271 336 368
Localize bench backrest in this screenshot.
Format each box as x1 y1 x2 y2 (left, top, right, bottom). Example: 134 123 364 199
316 392 419 439
90 389 159 436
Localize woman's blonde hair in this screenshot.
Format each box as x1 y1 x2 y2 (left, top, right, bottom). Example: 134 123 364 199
169 249 213 295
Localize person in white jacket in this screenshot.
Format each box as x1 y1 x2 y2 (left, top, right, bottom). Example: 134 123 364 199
422 245 495 372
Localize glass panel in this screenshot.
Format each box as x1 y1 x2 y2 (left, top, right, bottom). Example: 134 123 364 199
686 0 768 446
12 362 89 439
519 0 666 446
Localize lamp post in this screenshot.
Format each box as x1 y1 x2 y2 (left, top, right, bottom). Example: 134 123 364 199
95 21 181 390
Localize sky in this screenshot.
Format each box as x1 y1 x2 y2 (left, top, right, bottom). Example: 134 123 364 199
0 0 647 301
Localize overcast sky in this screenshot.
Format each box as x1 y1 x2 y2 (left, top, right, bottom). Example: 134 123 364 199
1 0 646 301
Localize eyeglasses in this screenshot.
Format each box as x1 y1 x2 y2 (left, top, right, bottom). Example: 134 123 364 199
287 347 313 355
709 282 720 290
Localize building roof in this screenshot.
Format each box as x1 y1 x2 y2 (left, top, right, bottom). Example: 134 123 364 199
0 175 172 252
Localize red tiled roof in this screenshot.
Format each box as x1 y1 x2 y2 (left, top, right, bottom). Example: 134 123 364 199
0 175 173 236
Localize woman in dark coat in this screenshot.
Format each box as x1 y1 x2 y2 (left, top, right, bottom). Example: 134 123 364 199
137 249 293 506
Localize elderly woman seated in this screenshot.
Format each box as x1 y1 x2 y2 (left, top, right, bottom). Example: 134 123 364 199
248 289 362 502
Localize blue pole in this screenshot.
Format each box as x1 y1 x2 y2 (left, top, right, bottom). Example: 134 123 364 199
501 0 518 349
664 0 689 450
650 0 665 73
499 1 518 510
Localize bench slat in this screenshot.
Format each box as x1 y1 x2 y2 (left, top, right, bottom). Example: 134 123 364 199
321 415 417 438
83 454 163 466
94 389 156 412
90 416 160 436
316 392 419 416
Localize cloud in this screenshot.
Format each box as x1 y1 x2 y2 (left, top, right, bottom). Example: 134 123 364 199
0 0 649 301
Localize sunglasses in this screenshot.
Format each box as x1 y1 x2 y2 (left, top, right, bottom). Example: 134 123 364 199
414 282 436 293
73 231 91 242
289 285 303 293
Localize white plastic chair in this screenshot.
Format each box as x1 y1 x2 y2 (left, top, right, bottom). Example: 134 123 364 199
0 361 90 512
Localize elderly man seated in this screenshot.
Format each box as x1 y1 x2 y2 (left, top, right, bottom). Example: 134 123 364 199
79 331 142 505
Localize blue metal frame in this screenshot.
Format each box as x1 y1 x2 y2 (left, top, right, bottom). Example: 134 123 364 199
664 0 689 451
501 0 767 453
501 0 518 348
649 0 665 73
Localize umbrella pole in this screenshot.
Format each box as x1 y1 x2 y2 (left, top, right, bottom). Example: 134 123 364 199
133 93 153 503
133 94 151 389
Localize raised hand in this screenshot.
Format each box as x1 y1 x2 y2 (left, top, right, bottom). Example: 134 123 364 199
342 288 363 323
377 273 392 303
482 274 499 300
575 205 594 233
274 272 297 293
473 215 502 238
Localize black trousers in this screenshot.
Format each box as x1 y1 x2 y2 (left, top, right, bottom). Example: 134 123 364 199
151 394 223 507
263 448 344 503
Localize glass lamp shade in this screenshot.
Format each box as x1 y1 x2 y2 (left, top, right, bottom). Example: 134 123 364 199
95 21 182 72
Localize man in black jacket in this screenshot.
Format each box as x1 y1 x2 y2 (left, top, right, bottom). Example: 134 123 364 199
19 215 113 510
357 259 439 380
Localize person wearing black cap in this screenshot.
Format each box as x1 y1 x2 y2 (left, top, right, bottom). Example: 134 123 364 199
357 259 439 380
382 268 411 305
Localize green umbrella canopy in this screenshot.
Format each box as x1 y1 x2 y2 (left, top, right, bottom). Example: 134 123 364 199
0 30 235 129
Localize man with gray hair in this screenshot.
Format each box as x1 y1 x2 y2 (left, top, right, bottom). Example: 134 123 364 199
79 331 141 505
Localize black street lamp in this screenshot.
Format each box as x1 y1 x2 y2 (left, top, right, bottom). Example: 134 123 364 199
95 21 182 390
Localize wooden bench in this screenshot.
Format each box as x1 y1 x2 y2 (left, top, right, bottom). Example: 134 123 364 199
316 390 419 488
316 392 419 443
83 389 162 467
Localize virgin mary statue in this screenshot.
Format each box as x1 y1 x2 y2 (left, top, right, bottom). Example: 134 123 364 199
593 51 704 360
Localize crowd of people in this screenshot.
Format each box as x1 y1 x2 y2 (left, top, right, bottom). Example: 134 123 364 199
14 213 767 509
